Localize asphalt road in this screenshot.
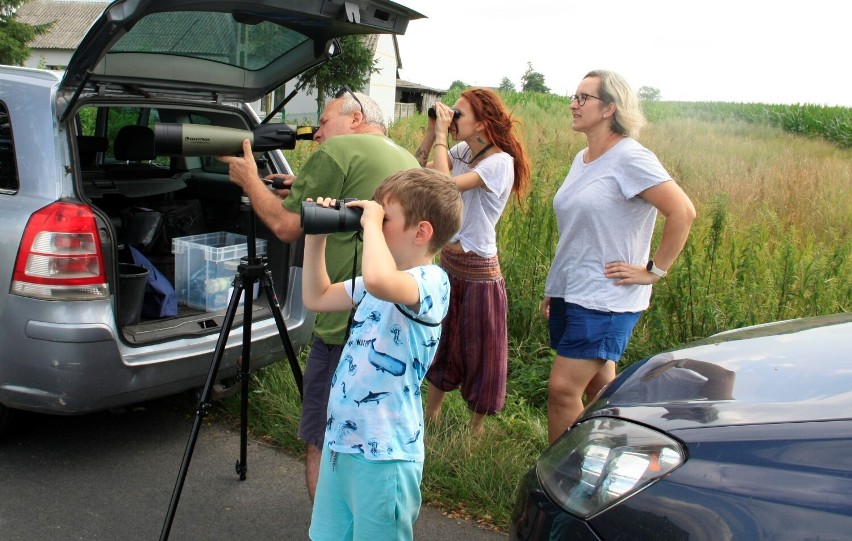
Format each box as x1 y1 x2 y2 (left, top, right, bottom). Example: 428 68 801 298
0 393 506 540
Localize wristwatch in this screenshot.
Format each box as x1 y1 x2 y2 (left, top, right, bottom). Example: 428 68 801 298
646 260 667 278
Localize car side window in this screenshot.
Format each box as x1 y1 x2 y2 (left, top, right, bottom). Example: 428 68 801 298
0 103 19 193
78 105 171 168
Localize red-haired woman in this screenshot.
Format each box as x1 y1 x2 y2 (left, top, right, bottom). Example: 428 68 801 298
414 88 531 434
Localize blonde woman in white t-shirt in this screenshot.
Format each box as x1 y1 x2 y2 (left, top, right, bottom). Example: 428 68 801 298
542 70 696 443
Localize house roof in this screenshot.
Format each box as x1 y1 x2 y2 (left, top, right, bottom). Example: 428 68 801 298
17 0 106 50
396 79 446 94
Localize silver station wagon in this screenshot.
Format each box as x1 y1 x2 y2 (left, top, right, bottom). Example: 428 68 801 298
0 0 421 435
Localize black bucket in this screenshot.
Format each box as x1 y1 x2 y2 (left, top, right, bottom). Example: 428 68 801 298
118 263 149 326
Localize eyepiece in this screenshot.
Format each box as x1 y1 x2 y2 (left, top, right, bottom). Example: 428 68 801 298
295 125 318 140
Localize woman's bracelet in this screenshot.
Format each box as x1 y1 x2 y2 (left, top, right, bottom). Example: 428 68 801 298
433 142 448 150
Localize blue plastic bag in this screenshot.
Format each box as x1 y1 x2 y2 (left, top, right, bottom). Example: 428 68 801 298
128 246 178 318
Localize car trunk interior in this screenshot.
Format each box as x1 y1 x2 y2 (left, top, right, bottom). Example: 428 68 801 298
74 102 291 344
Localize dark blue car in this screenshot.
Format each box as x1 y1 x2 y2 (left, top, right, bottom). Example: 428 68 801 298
510 312 852 541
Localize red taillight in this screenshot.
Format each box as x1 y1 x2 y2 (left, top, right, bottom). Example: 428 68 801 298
11 202 108 300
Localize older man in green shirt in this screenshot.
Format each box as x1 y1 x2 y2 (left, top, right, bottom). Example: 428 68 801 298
219 89 419 502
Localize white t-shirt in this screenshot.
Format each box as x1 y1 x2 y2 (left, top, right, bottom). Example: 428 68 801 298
544 138 670 312
448 142 514 258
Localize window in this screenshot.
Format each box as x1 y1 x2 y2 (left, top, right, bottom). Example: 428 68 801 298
0 103 19 192
78 105 170 167
112 12 307 71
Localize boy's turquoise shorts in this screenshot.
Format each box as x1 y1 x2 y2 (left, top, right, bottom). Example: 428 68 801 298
309 445 423 541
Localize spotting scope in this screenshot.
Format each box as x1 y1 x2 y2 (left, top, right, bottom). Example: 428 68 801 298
154 123 316 156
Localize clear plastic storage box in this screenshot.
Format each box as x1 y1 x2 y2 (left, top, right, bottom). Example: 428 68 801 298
172 232 267 311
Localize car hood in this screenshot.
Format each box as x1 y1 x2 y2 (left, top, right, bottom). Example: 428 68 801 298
61 0 423 105
587 313 852 431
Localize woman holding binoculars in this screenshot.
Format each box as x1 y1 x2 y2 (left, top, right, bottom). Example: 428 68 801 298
414 88 531 434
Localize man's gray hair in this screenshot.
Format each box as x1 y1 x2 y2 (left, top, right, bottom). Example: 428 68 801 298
338 90 388 135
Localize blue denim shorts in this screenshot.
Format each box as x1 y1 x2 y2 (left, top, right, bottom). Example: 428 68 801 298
548 298 641 362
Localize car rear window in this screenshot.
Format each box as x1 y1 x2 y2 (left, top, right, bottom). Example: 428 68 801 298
111 11 308 71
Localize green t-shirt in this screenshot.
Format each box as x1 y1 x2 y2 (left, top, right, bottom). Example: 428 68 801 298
283 133 419 344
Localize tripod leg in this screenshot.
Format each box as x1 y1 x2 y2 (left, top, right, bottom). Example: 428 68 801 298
258 265 304 399
160 281 246 541
236 273 253 481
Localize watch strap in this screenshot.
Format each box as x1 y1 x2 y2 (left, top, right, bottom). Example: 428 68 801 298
646 260 667 278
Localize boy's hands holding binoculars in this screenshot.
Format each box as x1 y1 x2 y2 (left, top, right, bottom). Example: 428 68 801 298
307 197 384 233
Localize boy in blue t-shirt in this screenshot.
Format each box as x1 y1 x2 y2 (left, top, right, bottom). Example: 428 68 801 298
303 168 463 541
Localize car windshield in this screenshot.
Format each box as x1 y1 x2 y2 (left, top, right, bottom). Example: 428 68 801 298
112 11 307 71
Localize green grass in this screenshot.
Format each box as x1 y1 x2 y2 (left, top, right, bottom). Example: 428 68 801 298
225 95 852 531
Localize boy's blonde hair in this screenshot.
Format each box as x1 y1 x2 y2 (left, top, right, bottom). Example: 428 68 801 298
373 168 462 254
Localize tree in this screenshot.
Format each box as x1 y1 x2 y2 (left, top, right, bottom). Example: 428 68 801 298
448 79 468 91
521 62 549 93
638 86 662 101
296 35 379 115
0 0 54 66
498 77 516 93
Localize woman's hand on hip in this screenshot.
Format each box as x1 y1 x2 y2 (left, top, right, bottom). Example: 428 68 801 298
605 262 660 285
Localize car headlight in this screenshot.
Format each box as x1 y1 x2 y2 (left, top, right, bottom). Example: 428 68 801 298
536 417 684 518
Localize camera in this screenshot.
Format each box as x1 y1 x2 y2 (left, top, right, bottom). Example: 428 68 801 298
427 106 461 120
300 198 363 234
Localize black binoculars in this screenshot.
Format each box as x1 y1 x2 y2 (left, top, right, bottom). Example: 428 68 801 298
300 198 363 234
428 106 461 120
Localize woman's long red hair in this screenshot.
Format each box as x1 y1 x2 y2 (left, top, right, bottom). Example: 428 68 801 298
461 88 531 201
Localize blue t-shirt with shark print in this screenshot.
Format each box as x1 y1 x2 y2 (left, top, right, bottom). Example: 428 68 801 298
324 264 450 462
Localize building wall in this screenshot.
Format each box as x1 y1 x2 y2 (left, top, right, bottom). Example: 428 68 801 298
22 49 70 70
367 34 401 126
257 85 320 126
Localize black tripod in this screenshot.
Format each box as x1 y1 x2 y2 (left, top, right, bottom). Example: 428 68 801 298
160 187 304 540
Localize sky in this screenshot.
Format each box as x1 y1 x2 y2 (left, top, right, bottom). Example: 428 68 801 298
395 0 851 107
74 0 849 107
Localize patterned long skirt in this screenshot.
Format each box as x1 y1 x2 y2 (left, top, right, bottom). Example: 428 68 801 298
426 247 508 415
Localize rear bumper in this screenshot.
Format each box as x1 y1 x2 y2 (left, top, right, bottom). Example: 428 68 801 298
0 305 305 415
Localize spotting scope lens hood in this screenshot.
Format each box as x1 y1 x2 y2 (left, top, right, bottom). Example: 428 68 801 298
154 123 301 156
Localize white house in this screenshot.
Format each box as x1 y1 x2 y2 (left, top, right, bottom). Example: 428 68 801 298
18 0 105 71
